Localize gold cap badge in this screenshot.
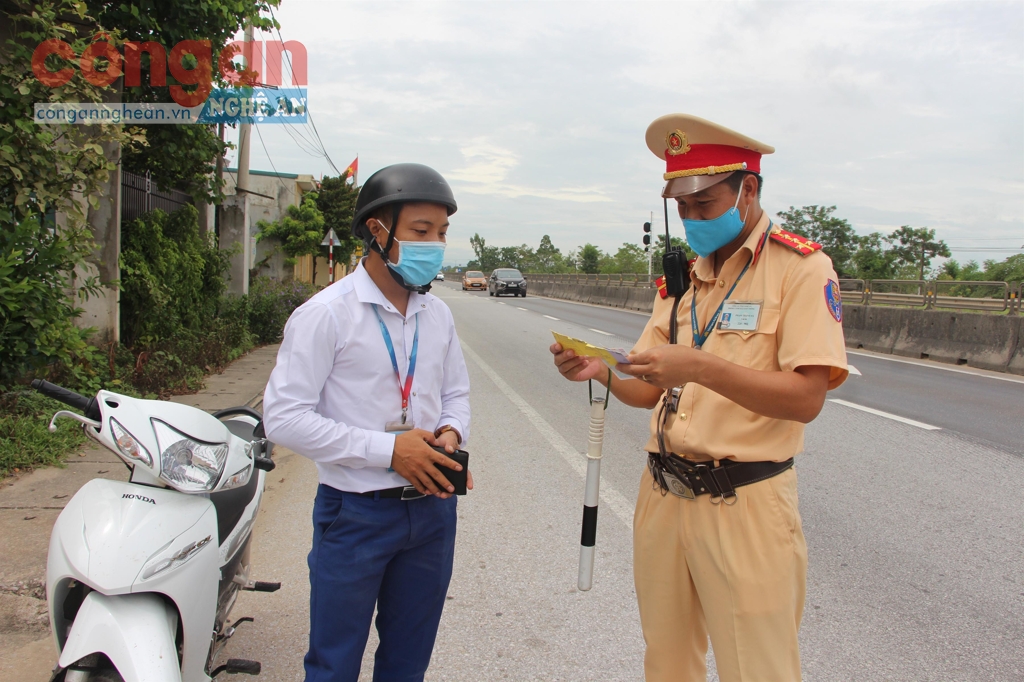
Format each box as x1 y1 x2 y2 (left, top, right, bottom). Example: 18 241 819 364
666 130 690 156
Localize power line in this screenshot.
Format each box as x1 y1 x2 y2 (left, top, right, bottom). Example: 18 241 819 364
267 7 342 176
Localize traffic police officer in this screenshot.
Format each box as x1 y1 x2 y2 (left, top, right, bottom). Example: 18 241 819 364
264 163 472 682
552 114 848 681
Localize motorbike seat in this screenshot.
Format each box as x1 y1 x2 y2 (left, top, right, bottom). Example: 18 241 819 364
210 419 261 544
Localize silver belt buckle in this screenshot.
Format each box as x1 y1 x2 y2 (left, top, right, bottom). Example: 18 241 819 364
662 471 695 500
400 486 426 501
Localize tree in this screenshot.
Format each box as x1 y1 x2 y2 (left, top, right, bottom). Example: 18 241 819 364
93 0 281 201
534 235 563 272
316 175 361 266
256 192 325 281
777 205 859 277
468 233 500 272
651 234 695 275
602 243 648 274
579 244 602 274
983 254 1024 283
885 226 951 281
0 0 133 382
851 232 897 281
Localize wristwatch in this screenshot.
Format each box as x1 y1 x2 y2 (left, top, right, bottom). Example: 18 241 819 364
434 424 462 445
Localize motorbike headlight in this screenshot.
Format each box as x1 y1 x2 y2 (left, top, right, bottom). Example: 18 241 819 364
110 418 153 466
152 419 228 492
221 443 254 490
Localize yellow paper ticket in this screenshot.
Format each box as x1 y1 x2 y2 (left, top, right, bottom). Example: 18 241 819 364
551 331 631 365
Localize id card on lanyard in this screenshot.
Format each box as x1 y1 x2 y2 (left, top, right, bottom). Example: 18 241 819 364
371 304 419 433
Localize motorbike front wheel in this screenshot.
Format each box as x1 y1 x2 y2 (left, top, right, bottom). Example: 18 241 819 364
63 661 125 682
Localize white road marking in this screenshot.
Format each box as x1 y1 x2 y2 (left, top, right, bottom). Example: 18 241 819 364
516 307 528 311
498 302 505 305
460 341 635 527
848 364 861 376
846 349 1024 384
589 328 613 336
543 315 560 321
828 399 941 430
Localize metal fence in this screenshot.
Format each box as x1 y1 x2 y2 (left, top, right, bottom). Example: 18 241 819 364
121 170 192 224
524 273 1022 314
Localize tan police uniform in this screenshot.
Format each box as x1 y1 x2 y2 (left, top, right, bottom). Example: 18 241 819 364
631 114 848 682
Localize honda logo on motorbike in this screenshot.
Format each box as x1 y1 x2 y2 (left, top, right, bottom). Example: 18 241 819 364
123 493 156 504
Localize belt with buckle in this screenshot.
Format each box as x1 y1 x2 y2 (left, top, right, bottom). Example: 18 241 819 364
647 452 793 502
354 486 426 500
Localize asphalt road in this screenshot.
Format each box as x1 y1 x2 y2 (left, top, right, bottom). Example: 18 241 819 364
222 283 1024 681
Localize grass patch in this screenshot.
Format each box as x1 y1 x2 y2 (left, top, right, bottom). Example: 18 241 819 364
0 392 88 478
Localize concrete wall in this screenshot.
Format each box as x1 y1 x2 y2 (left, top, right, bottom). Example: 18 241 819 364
223 170 316 283
532 280 1022 375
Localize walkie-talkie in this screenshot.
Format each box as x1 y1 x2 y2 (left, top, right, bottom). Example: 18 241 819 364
661 198 689 297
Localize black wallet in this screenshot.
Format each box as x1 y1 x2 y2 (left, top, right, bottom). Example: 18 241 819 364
432 447 469 495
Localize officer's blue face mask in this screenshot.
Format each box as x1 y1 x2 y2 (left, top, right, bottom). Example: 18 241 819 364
377 223 446 286
681 188 748 259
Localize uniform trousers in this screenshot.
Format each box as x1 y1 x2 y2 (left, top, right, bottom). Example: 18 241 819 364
304 483 457 682
633 467 807 682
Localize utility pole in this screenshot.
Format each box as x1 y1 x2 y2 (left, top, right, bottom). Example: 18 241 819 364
220 23 255 295
235 23 254 197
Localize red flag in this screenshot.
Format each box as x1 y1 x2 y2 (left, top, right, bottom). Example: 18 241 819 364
344 156 358 183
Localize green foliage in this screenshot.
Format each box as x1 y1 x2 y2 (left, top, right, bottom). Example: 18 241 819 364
579 244 602 274
777 205 859 277
122 126 228 203
886 226 951 281
0 0 131 227
0 392 88 478
245 275 318 344
0 217 100 385
119 204 229 347
316 176 361 265
851 232 897 281
256 193 325 277
99 0 282 202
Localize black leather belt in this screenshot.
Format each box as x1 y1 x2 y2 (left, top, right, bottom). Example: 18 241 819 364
647 453 793 501
353 486 426 500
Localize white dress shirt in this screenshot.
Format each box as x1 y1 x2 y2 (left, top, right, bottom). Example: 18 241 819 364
262 261 471 493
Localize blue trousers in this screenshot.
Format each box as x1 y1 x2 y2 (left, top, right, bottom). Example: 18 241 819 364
304 484 457 682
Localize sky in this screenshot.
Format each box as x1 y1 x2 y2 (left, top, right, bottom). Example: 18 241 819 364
232 0 1024 267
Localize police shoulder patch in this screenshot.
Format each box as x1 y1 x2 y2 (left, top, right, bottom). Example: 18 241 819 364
770 228 822 256
655 275 668 299
825 279 843 322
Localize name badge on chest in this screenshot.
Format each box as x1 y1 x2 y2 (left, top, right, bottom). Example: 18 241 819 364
718 301 763 332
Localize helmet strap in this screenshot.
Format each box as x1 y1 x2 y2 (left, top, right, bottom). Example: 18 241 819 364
368 203 431 294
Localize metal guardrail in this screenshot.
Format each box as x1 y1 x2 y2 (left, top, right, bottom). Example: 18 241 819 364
524 273 1022 314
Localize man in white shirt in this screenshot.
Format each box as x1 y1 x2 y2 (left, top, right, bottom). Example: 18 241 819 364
263 163 472 682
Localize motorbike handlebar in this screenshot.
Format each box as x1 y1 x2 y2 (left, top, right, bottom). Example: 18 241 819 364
31 379 100 420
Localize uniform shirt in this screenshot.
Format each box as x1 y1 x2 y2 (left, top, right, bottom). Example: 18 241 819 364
262 261 471 493
632 212 848 462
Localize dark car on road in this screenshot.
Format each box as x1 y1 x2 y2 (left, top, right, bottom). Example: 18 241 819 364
489 268 527 297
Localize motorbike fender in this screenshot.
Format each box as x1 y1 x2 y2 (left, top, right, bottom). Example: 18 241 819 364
58 591 182 682
49 479 214 594
48 478 218 666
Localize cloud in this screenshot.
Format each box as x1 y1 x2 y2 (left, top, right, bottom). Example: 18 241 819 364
246 0 1024 265
448 138 612 203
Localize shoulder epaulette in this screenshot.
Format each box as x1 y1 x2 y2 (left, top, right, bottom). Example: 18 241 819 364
769 228 821 256
655 275 668 299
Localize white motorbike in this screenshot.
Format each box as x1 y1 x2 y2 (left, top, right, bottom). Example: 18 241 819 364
32 379 280 682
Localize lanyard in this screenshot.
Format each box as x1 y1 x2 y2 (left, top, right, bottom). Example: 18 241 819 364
371 304 419 423
690 258 752 350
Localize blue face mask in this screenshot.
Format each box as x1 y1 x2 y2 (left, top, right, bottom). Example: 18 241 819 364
379 226 446 286
682 190 747 259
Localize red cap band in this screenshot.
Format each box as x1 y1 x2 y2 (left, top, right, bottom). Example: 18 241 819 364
664 144 762 179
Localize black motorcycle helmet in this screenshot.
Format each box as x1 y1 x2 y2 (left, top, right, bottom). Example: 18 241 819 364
351 163 457 293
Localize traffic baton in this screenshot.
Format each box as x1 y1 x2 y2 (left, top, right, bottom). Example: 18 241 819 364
578 375 610 591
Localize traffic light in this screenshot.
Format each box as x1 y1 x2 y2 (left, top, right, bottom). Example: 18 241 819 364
642 221 651 252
